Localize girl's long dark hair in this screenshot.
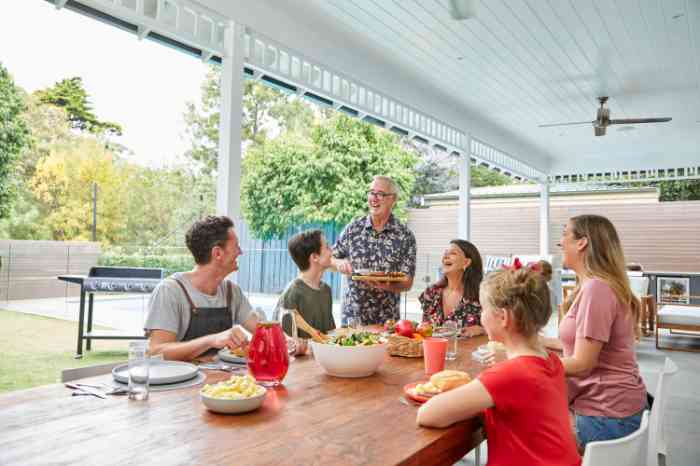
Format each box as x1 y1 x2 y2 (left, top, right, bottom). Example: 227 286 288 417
436 239 483 302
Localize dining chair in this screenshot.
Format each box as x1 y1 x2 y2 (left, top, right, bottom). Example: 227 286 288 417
61 361 125 383
647 358 678 466
581 410 650 466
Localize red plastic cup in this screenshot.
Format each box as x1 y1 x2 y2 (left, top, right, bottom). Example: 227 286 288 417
423 337 448 375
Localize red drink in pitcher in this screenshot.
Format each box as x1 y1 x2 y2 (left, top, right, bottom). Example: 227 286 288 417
247 322 289 386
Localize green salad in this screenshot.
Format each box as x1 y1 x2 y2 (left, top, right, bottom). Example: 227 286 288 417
328 331 383 346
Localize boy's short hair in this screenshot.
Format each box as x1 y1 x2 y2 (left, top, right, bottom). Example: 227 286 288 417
185 216 234 265
288 229 323 271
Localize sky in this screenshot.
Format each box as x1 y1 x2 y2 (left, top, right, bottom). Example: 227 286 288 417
0 1 209 168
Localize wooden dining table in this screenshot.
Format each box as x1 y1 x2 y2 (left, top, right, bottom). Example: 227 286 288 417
0 336 490 466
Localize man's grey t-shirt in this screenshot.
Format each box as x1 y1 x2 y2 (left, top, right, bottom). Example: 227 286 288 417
145 272 253 341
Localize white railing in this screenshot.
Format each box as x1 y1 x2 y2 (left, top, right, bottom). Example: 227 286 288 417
549 166 700 185
63 0 228 58
470 138 544 181
242 29 465 155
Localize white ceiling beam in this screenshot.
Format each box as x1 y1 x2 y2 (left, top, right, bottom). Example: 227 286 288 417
55 0 68 9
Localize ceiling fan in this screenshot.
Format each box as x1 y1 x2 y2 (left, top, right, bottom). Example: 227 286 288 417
538 97 672 136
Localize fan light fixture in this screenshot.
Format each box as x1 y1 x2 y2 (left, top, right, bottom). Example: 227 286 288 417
448 0 478 20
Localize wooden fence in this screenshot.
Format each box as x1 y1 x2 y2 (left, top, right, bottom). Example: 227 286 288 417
0 240 100 301
407 200 700 283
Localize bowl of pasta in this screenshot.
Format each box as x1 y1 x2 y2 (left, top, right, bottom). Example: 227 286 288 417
200 374 267 414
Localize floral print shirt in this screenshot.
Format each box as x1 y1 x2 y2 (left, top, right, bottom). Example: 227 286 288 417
419 283 482 328
333 214 417 325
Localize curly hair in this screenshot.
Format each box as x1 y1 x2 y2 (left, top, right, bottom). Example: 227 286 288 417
479 268 551 337
185 216 234 265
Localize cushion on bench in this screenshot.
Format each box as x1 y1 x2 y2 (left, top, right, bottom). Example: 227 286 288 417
658 305 700 326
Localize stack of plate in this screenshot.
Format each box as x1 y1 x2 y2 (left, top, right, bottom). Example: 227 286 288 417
112 360 203 390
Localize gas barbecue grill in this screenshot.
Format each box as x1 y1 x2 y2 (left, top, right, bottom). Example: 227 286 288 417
59 266 164 358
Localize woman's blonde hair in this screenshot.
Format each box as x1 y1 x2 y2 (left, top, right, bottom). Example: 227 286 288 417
480 268 551 337
562 215 641 336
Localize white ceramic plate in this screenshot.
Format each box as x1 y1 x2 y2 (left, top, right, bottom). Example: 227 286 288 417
112 360 199 385
218 348 247 364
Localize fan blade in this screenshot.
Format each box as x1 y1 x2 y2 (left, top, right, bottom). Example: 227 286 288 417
538 121 593 128
594 126 606 136
609 117 672 125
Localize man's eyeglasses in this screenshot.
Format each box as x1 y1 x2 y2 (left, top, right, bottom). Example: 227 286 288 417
367 190 396 199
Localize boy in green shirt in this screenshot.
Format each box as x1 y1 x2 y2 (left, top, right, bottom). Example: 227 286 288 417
275 229 336 354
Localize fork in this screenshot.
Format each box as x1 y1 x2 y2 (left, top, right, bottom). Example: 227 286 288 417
199 363 246 373
65 383 128 396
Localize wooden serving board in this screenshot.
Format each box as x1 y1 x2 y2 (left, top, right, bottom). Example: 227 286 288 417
351 275 409 282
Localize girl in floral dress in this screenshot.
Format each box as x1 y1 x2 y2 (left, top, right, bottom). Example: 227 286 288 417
419 239 484 337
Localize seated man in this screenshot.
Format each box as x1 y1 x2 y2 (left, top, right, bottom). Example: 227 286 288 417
145 216 259 361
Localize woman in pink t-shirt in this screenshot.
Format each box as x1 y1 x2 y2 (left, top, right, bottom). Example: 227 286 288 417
549 214 647 448
417 267 580 466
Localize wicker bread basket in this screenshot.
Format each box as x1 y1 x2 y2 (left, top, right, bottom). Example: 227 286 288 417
387 334 423 358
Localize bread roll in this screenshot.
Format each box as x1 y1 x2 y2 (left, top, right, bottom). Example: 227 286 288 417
429 370 471 391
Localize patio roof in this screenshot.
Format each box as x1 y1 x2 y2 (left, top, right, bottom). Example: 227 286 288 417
54 0 700 184
200 0 700 180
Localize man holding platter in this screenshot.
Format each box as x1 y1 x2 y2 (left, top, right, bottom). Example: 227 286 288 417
332 175 416 325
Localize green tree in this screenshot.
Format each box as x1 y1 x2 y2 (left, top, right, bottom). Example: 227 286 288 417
471 164 513 187
0 63 31 218
34 77 122 136
18 94 74 180
242 115 418 238
183 66 315 175
122 166 215 247
408 141 512 202
31 138 130 244
658 180 700 201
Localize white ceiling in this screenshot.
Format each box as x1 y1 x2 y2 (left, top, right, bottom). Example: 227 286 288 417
205 0 700 176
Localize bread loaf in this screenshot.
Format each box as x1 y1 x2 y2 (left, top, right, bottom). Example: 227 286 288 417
429 370 471 391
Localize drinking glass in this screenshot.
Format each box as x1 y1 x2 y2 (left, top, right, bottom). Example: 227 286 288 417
128 340 150 401
423 337 448 375
434 320 459 361
346 316 361 330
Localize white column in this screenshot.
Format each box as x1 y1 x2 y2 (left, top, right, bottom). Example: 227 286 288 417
539 180 550 256
458 134 471 240
216 21 244 220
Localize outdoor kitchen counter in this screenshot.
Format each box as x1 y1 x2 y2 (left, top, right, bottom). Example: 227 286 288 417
0 336 489 466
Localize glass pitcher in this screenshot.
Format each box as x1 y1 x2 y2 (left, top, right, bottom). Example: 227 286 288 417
247 321 290 386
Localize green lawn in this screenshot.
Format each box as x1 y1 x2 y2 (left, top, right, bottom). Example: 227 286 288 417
0 309 129 393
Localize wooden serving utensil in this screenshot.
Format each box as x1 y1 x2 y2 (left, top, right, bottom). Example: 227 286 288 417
292 310 329 343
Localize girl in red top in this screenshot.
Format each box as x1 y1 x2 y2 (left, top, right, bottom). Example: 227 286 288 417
417 266 581 466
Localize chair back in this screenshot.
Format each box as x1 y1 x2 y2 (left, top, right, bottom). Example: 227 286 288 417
628 275 650 298
582 410 650 466
648 358 678 466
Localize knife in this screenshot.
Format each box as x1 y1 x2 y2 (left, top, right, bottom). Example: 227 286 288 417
65 383 108 399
